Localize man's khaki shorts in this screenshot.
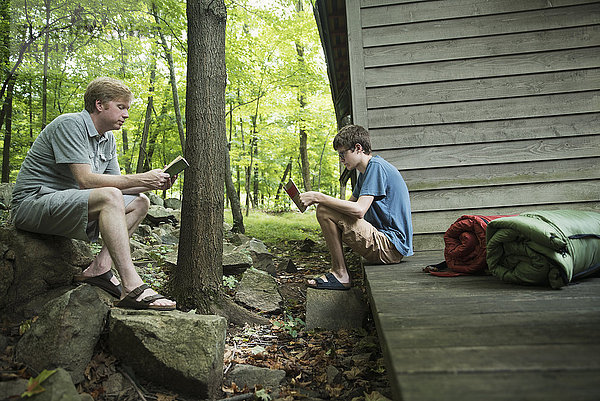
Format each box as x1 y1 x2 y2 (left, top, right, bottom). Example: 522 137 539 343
335 212 404 264
12 187 137 242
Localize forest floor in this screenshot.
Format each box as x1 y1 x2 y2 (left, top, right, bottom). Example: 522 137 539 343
0 218 392 401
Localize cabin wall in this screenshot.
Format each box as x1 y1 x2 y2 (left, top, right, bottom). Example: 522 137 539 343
346 0 600 250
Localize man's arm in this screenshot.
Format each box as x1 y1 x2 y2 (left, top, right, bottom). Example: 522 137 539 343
69 163 172 192
300 191 374 219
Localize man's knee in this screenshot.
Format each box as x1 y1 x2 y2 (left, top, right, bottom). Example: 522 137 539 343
93 187 125 211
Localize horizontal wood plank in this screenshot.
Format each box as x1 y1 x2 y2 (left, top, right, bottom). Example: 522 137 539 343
370 114 600 150
369 91 600 128
362 3 600 46
367 68 600 109
407 180 600 212
365 47 600 88
401 158 600 191
361 0 433 7
377 134 600 170
364 25 600 68
411 202 600 234
397 371 600 401
360 0 596 28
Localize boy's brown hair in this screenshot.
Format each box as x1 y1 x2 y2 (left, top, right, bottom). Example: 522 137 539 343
84 77 133 113
333 124 372 154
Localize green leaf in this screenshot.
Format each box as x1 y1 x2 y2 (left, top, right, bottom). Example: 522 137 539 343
21 369 57 398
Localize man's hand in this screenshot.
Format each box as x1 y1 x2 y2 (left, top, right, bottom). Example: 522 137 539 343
142 169 172 191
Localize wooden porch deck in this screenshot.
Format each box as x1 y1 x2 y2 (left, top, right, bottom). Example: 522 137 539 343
365 250 600 401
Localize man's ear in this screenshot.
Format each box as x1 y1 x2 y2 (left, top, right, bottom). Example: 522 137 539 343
94 99 104 113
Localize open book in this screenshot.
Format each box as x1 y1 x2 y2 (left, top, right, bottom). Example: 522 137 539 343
284 179 307 212
164 156 189 176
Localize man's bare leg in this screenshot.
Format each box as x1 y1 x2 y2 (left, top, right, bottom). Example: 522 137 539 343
87 187 175 308
81 194 148 285
307 204 351 287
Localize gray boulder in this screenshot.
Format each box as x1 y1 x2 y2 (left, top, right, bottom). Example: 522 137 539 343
236 238 275 275
0 226 93 312
235 268 282 313
305 288 368 330
146 192 164 207
227 364 285 395
144 205 176 225
15 286 110 384
163 197 182 210
109 309 227 399
0 182 13 209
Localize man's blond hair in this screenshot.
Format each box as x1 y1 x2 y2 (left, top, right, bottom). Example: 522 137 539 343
84 77 133 113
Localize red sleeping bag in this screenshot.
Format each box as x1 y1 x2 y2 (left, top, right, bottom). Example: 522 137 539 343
429 215 514 277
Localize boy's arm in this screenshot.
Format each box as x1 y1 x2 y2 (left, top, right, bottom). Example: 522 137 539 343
300 191 374 219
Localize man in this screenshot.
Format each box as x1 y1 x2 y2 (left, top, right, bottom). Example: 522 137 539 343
299 124 413 290
11 77 176 310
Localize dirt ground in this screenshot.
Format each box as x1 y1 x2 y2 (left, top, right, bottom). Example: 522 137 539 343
0 238 391 401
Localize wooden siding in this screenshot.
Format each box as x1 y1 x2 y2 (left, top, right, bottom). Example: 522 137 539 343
346 0 600 250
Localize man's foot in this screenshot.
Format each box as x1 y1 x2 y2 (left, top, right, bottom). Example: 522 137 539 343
307 272 351 291
115 284 176 311
74 270 122 298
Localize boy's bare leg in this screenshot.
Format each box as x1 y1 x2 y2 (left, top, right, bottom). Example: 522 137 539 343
87 188 175 308
307 204 351 286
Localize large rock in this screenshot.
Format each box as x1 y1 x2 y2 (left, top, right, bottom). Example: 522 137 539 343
15 286 109 384
163 198 182 210
305 288 369 330
28 368 82 401
235 268 282 313
0 226 93 312
226 364 286 395
0 182 13 209
143 205 177 225
109 309 227 399
236 238 275 275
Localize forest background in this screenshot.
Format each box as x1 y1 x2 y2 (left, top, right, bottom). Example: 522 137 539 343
0 0 340 213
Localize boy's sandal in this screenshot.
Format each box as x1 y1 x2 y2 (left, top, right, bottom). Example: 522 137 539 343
307 272 351 291
114 284 176 311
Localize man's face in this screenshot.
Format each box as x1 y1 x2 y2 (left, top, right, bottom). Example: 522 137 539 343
98 98 130 131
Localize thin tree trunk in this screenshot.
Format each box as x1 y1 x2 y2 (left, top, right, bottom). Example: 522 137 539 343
295 0 311 191
152 3 186 152
1 76 14 182
226 102 244 232
41 0 50 129
136 62 156 173
275 156 293 200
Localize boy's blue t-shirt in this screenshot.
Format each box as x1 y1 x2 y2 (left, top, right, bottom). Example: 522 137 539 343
352 155 413 256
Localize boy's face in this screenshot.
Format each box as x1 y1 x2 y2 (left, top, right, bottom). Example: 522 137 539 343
337 144 360 170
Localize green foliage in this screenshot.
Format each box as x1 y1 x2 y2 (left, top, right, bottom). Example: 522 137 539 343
2 0 338 207
222 275 239 289
224 208 322 245
21 369 56 398
273 312 305 338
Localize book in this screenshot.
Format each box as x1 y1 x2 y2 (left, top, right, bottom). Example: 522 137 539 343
284 179 307 212
163 156 189 176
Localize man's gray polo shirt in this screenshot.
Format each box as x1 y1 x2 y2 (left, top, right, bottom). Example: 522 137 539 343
11 110 120 208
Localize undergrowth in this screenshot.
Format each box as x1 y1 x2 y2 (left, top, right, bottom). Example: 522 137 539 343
224 208 322 245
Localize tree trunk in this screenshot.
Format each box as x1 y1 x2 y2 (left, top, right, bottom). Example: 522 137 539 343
174 0 227 313
121 128 131 174
275 156 293 200
136 62 156 173
41 0 50 129
295 0 311 192
152 3 186 152
1 76 14 182
226 103 244 233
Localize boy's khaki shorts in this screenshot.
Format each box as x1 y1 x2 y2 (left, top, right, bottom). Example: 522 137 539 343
336 213 404 264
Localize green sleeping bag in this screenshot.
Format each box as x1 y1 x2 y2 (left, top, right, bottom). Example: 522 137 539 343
486 210 600 289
